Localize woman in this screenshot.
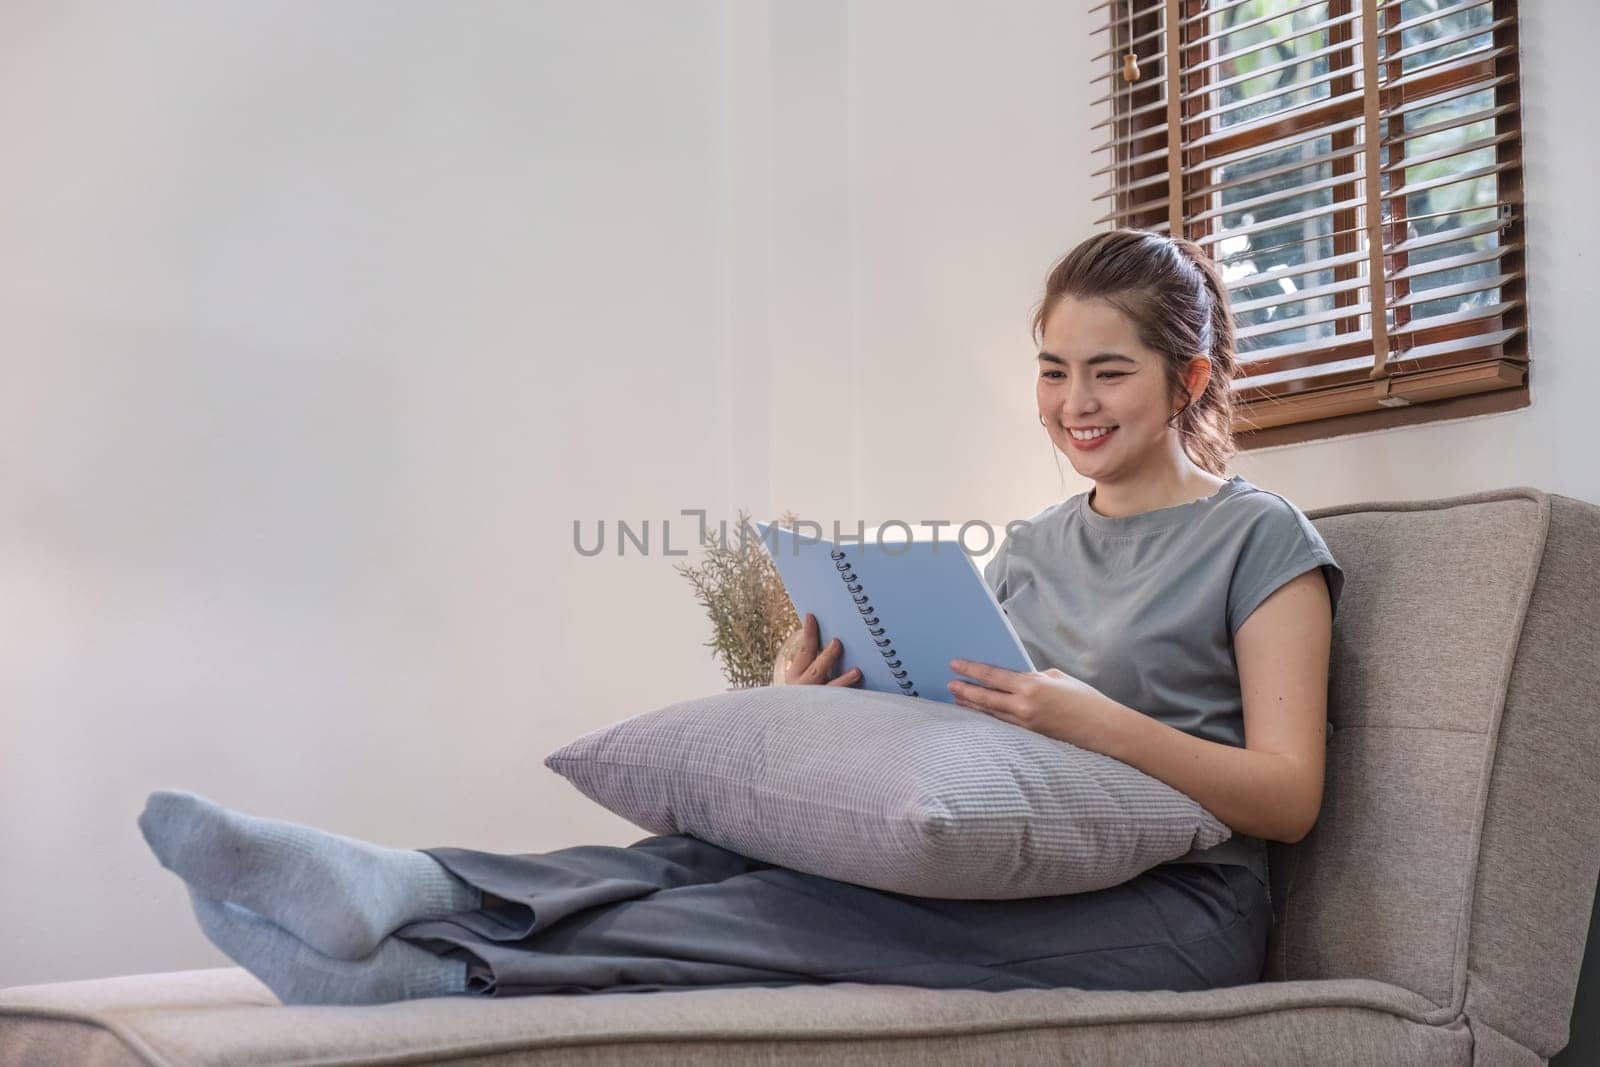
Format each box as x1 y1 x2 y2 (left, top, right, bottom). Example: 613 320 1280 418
139 228 1342 1006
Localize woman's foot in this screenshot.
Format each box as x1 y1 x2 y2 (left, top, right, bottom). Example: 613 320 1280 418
138 790 481 959
189 890 468 1005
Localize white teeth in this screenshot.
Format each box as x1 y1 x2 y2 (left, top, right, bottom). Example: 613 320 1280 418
1069 427 1114 440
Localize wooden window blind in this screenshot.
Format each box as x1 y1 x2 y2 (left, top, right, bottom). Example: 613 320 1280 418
1090 0 1529 447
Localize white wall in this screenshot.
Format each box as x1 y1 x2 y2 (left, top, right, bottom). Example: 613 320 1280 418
0 0 739 987
0 0 1590 989
746 0 1106 530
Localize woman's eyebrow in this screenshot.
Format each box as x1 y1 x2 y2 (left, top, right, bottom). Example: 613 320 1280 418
1037 351 1138 366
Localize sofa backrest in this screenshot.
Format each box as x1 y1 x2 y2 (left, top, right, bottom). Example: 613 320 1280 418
1264 487 1600 1060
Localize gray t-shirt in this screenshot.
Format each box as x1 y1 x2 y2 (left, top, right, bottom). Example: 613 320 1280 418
982 474 1344 905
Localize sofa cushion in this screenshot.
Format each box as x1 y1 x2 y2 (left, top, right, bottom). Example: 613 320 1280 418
0 966 1477 1067
1269 488 1600 1063
543 683 1229 899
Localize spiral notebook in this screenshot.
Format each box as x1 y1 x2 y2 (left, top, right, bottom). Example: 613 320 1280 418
756 521 1037 704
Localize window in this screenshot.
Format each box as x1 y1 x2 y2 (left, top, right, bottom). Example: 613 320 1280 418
1091 0 1529 447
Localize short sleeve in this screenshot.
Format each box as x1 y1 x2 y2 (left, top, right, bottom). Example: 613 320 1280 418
1227 497 1345 636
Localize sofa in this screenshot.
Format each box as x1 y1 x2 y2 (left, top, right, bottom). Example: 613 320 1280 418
4 484 1599 1066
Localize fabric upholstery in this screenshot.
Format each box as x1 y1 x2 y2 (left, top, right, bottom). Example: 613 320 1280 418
544 683 1230 898
0 966 1466 1066
1267 487 1600 1062
1459 495 1600 1056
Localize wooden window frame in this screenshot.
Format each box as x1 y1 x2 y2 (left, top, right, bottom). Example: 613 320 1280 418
1091 0 1530 449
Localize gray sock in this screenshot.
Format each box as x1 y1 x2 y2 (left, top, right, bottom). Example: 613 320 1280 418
189 891 468 1005
138 789 481 960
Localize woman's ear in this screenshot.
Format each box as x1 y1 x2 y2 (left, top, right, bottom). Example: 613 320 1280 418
1172 357 1213 417
1184 355 1212 400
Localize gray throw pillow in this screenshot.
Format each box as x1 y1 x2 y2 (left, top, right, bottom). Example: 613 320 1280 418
544 684 1230 899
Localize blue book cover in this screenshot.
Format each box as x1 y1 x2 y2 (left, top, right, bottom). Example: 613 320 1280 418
756 521 1037 704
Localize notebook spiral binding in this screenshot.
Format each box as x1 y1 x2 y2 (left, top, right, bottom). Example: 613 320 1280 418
830 548 918 697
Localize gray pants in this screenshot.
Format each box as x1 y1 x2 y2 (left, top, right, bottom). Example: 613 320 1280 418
394 834 1269 997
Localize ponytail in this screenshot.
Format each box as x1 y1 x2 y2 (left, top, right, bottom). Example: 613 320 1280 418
1169 236 1238 476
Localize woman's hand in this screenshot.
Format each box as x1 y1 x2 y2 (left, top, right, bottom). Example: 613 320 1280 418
946 659 1115 750
779 613 863 687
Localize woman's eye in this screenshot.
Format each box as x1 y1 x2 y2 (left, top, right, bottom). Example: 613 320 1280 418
1040 370 1125 381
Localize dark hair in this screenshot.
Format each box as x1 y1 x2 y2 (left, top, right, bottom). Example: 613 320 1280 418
1031 228 1238 476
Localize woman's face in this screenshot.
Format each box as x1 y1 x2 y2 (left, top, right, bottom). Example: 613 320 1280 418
1035 294 1190 482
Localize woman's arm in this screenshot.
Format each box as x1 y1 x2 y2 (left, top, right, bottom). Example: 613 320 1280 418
1091 569 1333 844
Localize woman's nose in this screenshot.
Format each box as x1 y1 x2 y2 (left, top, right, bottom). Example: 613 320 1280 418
1065 380 1100 416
